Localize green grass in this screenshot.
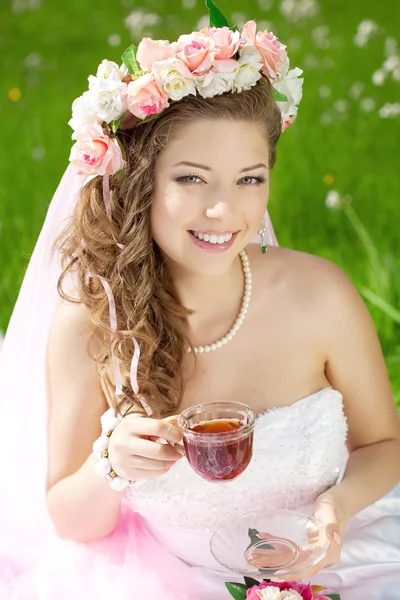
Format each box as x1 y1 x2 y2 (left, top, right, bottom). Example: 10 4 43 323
0 0 399 403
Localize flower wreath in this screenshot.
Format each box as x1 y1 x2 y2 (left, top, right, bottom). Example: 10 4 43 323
68 0 304 179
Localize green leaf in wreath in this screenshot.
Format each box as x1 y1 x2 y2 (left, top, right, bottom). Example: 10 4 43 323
205 0 230 28
262 579 271 582
121 44 143 77
326 595 341 600
273 89 289 103
231 24 239 32
243 576 261 588
225 582 248 600
110 114 125 134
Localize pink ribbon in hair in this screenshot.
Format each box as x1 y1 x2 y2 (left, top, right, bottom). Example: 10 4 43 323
85 174 153 416
87 272 152 415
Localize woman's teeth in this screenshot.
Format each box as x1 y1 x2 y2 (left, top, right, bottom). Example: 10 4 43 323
191 231 233 244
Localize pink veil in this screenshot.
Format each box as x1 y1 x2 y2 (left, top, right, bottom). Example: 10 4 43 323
0 163 278 590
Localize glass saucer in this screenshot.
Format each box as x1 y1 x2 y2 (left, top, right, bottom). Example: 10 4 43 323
210 509 330 577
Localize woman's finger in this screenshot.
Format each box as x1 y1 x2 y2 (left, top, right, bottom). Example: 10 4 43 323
128 436 183 461
124 415 182 443
128 454 182 471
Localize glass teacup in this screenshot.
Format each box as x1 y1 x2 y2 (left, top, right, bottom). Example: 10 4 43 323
170 401 255 482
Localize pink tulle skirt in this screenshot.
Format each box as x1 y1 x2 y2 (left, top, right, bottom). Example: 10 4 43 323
0 504 207 600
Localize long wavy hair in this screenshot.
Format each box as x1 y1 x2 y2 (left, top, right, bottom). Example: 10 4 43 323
56 76 283 418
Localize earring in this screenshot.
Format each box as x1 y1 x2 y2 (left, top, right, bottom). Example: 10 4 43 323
257 223 268 254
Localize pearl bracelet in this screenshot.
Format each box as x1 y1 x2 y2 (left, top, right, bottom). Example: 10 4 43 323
93 407 137 491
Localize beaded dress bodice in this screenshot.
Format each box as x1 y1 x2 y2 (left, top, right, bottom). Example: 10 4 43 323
125 388 348 550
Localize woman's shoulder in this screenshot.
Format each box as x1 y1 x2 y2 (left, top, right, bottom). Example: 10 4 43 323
51 297 92 336
246 243 359 320
247 243 351 290
49 296 103 358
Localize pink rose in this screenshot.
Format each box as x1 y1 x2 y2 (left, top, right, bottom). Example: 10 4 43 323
240 20 289 80
282 116 296 131
69 125 125 176
136 38 179 71
176 32 216 74
246 581 314 600
126 72 169 119
199 25 241 60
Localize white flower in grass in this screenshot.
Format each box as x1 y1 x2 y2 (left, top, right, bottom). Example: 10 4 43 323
318 85 331 99
384 37 398 58
372 70 386 86
334 99 348 114
348 81 364 100
325 190 341 210
152 57 196 101
379 103 400 118
124 10 161 38
360 97 376 113
232 45 263 92
393 67 400 81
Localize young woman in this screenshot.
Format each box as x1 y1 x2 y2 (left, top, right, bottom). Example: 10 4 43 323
1 9 399 600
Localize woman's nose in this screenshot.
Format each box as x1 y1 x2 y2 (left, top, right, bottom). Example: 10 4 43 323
205 198 234 221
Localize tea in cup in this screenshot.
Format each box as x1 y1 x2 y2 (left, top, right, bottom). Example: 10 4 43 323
170 401 255 482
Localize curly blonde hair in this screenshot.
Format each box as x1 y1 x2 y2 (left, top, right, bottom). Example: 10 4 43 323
56 76 283 418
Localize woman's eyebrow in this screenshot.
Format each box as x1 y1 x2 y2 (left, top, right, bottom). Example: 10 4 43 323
172 161 268 172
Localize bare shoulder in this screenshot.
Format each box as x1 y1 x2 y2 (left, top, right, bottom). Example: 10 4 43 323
246 245 400 448
49 297 102 357
246 243 356 311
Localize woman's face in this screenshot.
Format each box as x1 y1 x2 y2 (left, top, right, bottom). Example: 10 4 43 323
151 118 270 277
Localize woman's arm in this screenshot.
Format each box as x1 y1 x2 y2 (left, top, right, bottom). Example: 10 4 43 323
320 260 400 518
45 300 125 542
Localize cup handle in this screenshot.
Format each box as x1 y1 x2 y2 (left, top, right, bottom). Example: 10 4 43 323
166 440 186 457
162 415 187 457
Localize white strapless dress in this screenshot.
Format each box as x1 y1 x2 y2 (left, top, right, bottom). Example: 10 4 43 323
2 388 400 599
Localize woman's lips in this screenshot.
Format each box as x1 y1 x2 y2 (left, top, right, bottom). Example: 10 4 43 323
188 230 239 252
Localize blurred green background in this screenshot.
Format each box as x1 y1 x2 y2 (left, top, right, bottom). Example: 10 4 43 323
0 0 399 403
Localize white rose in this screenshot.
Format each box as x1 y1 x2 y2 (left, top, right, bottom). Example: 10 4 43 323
68 91 100 135
152 57 196 101
280 591 303 600
232 45 263 92
96 59 128 81
257 586 282 599
86 74 128 123
196 60 238 98
272 67 304 122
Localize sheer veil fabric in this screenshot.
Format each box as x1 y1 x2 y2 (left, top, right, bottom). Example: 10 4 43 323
0 164 278 590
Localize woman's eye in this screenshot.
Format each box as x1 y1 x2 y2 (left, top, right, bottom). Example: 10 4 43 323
176 175 202 185
241 176 266 186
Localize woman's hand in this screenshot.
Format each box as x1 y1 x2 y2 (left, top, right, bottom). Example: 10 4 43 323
280 489 349 581
107 414 183 482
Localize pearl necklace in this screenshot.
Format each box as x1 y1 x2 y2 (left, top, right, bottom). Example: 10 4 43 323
188 249 252 354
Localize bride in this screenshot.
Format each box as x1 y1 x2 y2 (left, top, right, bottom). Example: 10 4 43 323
1 5 399 599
